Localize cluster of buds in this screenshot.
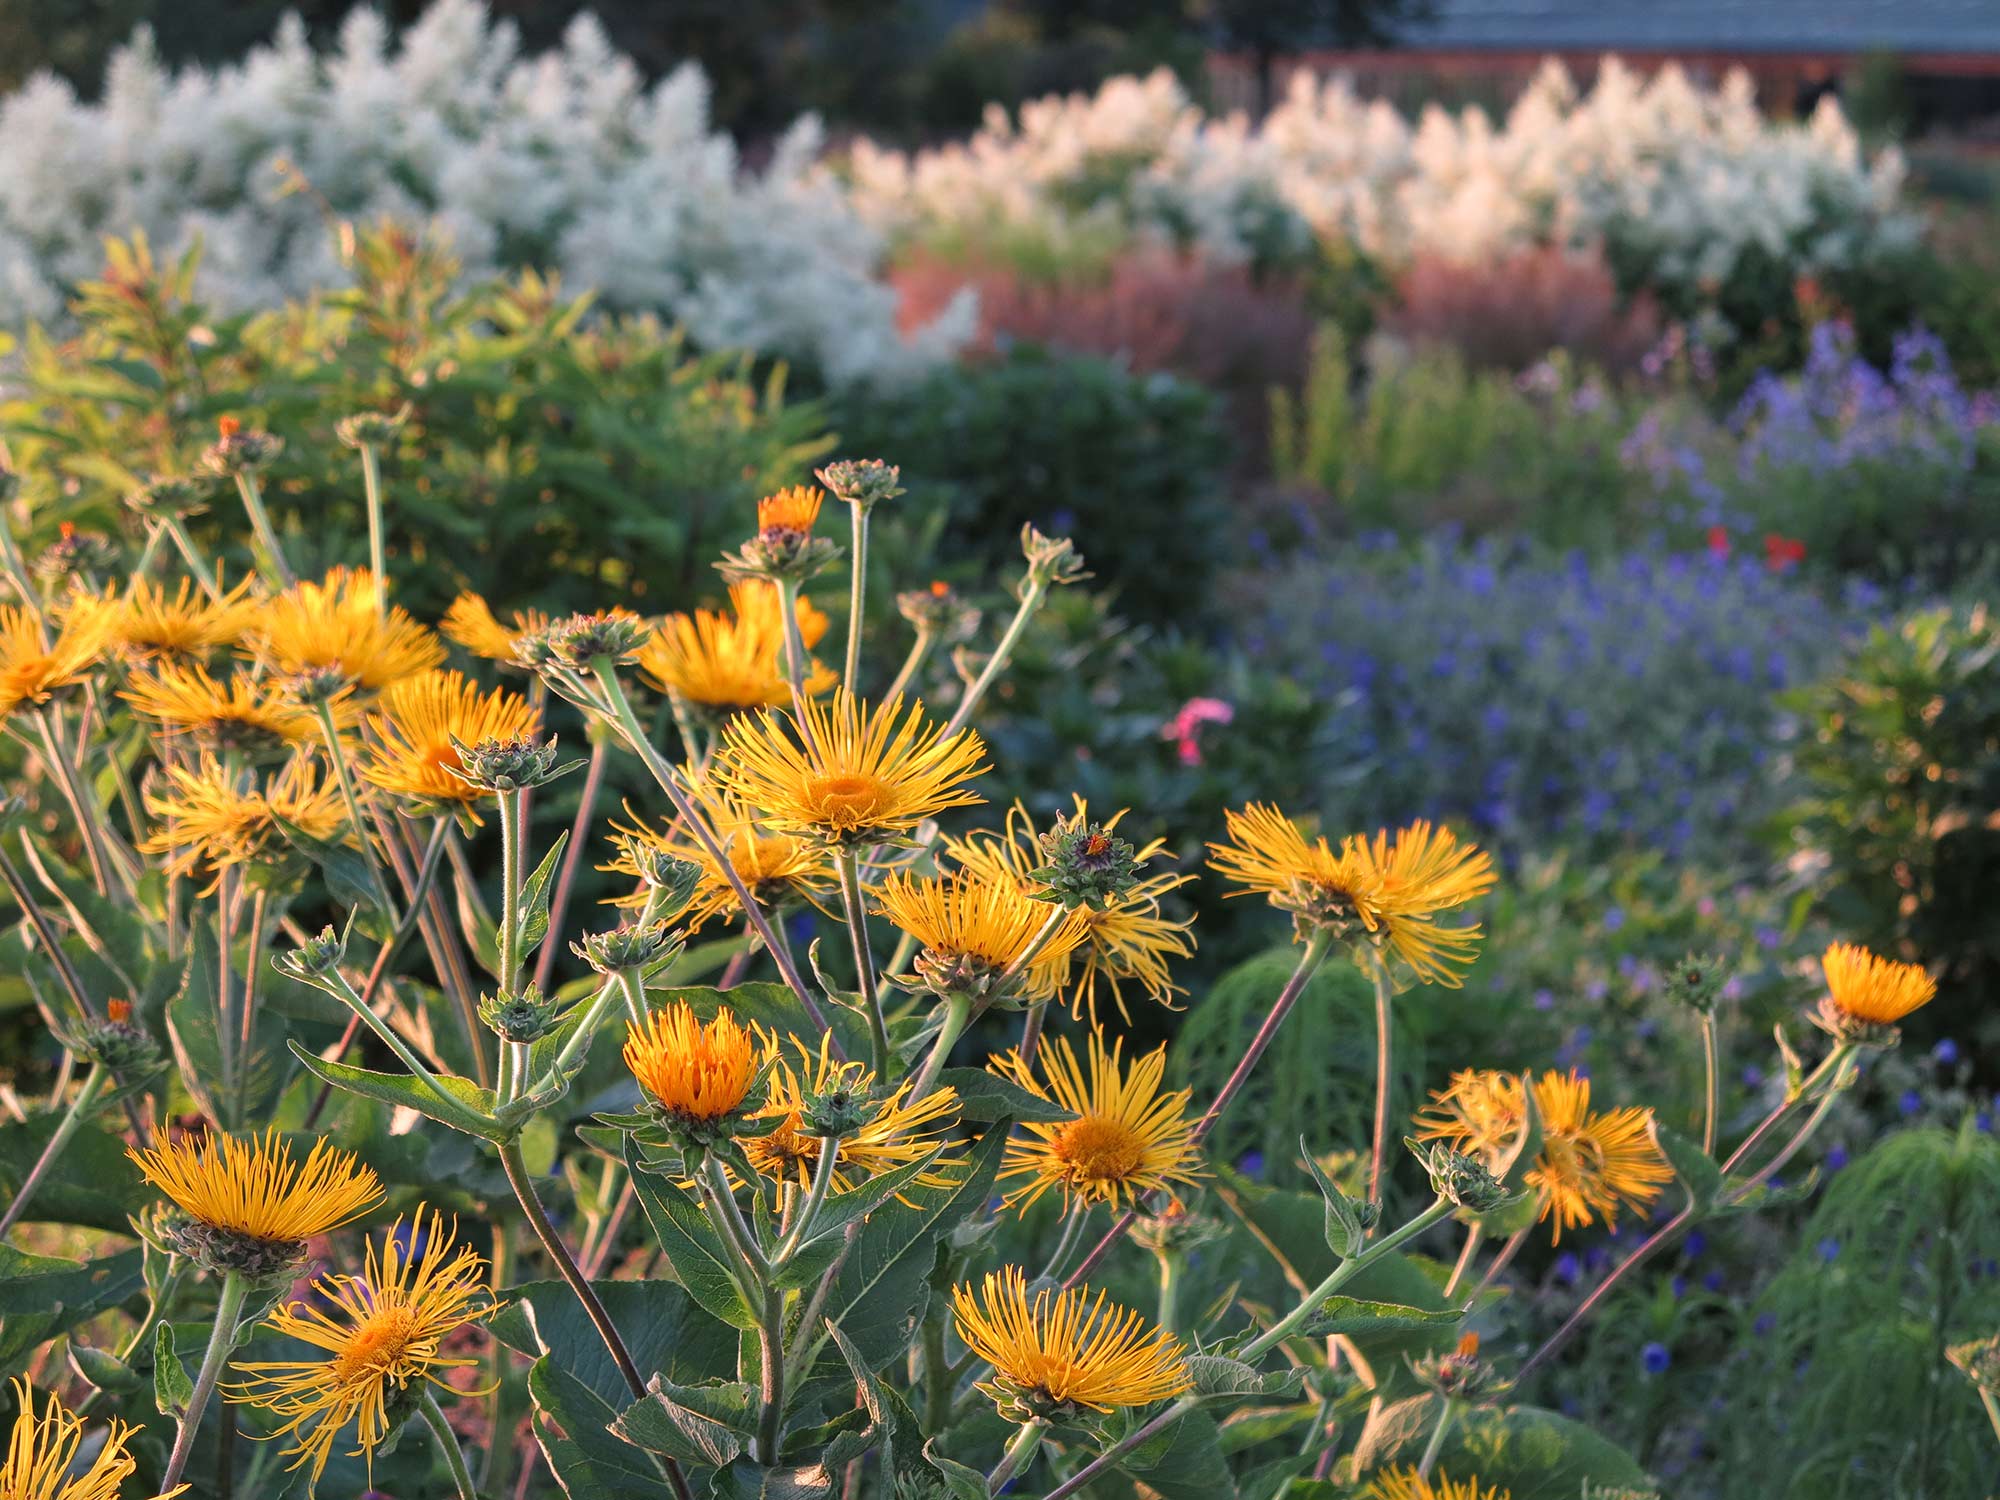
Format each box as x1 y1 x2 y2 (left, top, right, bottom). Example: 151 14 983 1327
283 664 356 710
625 849 703 918
816 458 904 513
479 985 564 1044
545 611 649 670
1409 1139 1513 1214
799 1061 877 1140
718 486 841 585
897 580 981 642
166 1215 310 1283
1130 1196 1225 1258
899 948 1012 1008
34 523 120 584
275 925 347 981
449 733 574 793
1410 1331 1505 1403
199 416 285 477
124 474 212 520
1019 524 1090 593
573 919 685 979
1029 813 1139 912
1665 952 1728 1015
334 404 412 450
55 999 166 1089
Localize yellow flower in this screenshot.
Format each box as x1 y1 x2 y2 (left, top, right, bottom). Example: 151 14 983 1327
741 1031 960 1196
758 485 825 537
1821 942 1936 1025
1367 1468 1512 1500
714 690 988 845
624 1002 762 1121
226 1208 494 1485
873 869 1087 1003
70 572 262 661
605 787 832 931
0 1377 154 1500
990 1030 1204 1213
359 669 539 812
0 603 106 719
638 582 835 712
440 591 550 666
1415 1070 1671 1243
947 800 1194 1023
952 1267 1190 1414
122 661 325 753
128 1128 382 1244
1208 806 1494 986
248 567 444 691
140 756 351 887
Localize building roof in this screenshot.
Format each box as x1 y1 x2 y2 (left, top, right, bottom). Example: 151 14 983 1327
1397 1 2000 55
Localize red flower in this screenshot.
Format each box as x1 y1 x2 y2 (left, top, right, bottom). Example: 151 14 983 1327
1763 534 1806 572
1705 525 1731 559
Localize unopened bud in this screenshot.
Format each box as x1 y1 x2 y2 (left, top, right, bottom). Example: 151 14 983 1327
573 919 685 977
816 459 904 512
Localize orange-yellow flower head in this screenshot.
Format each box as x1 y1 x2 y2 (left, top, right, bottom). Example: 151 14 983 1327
624 1002 761 1124
129 1129 382 1270
0 1377 152 1500
714 690 987 847
740 1031 960 1198
758 485 824 540
1818 942 1936 1038
0 603 106 719
440 591 550 667
991 1030 1204 1213
605 787 831 932
1366 1469 1512 1500
360 668 539 813
140 756 351 889
1415 1069 1671 1243
638 582 835 714
1209 806 1494 986
874 868 1087 1004
247 567 444 692
952 1267 1190 1417
122 661 324 756
226 1208 493 1485
67 571 262 662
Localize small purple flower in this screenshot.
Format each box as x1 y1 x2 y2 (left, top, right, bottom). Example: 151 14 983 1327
1642 1342 1672 1375
1979 1111 1994 1134
1603 906 1626 933
1533 988 1556 1012
1934 1039 1960 1066
1755 1313 1777 1337
1817 1238 1841 1263
1826 1144 1849 1171
1237 1150 1265 1179
1742 1065 1765 1089
1899 1090 1923 1117
1702 1270 1725 1293
1555 1252 1581 1285
1671 1275 1687 1299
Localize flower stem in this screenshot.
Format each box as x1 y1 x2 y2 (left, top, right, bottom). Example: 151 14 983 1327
160 516 222 602
988 1420 1044 1490
834 849 889 1074
314 699 398 926
34 710 113 896
419 1390 478 1500
1366 950 1394 1210
160 1269 248 1493
231 472 295 587
882 627 935 704
497 788 527 997
945 580 1045 737
908 990 975 1099
844 503 869 691
1155 1247 1185 1337
533 736 607 994
1016 1002 1048 1072
1416 1396 1459 1479
775 1137 841 1265
1442 1222 1483 1301
1699 1012 1720 1157
0 1065 104 1237
357 443 388 598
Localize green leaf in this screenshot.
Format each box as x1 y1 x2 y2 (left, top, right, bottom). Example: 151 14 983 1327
1299 1136 1365 1258
153 1322 193 1417
1185 1354 1305 1400
625 1145 755 1329
275 815 389 914
1358 1398 1654 1499
827 1323 934 1495
1650 1120 1723 1212
516 830 569 957
453 856 502 981
921 1440 990 1500
0 1115 144 1232
287 1043 501 1140
1297 1296 1463 1340
170 925 293 1126
612 1375 756 1466
0 1245 145 1369
1111 1407 1234 1500
790 1146 947 1248
489 1277 741 1409
68 1342 141 1394
938 1067 1078 1124
528 1357 660 1500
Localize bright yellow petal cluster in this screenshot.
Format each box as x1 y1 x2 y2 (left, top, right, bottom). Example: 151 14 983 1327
1209 805 1494 986
360 668 539 810
638 581 835 711
226 1208 493 1485
624 1002 762 1121
605 787 832 931
1821 942 1936 1024
1415 1069 1672 1242
758 485 824 536
247 567 444 691
128 1129 382 1243
440 591 551 666
741 1031 961 1195
874 869 1087 1003
952 1267 1190 1413
0 603 107 719
70 572 262 661
714 690 987 845
991 1030 1204 1213
0 1377 151 1500
139 756 351 887
122 661 324 752
1367 1468 1512 1500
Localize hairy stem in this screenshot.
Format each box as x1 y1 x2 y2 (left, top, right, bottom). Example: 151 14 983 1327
1699 1012 1720 1158
987 1420 1044 1490
419 1390 478 1500
844 503 869 692
357 443 388 598
231 472 295 587
835 849 888 1074
160 1270 248 1493
533 736 606 994
945 579 1045 737
1367 951 1395 1209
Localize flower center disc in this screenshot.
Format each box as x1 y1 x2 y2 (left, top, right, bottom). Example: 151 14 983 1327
1054 1114 1146 1183
330 1306 419 1381
807 772 887 827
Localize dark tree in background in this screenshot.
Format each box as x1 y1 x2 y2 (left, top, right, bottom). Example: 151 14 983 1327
1197 0 1436 112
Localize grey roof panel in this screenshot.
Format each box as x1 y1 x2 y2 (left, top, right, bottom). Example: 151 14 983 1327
1397 0 2000 54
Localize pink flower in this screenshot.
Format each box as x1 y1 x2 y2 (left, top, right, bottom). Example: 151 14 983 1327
1162 697 1234 767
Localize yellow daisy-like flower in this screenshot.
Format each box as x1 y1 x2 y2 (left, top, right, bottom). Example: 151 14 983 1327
637 582 835 713
0 603 107 719
624 1002 762 1122
952 1267 1190 1414
359 669 539 812
1415 1069 1672 1243
139 756 351 887
1820 942 1937 1026
741 1031 961 1196
226 1209 494 1485
0 1377 153 1500
605 788 832 931
128 1129 382 1244
759 485 825 537
990 1030 1204 1213
947 800 1194 1023
874 869 1087 1004
248 567 444 691
1367 1468 1511 1500
122 661 325 753
440 591 550 666
714 690 988 846
69 572 262 661
1208 806 1495 987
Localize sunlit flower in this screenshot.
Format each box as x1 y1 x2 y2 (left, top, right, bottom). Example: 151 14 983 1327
637 581 835 712
1209 806 1494 985
360 669 539 812
440 591 550 666
1366 1468 1512 1500
714 690 987 846
741 1031 960 1195
624 1002 761 1122
952 1267 1190 1415
226 1209 493 1485
122 661 323 753
1415 1069 1671 1242
0 1376 157 1500
68 572 262 661
605 785 831 931
990 1030 1203 1213
128 1128 382 1245
247 567 444 691
0 603 107 719
873 869 1086 1003
140 756 351 887
947 799 1193 1023
1820 942 1936 1026
758 485 824 537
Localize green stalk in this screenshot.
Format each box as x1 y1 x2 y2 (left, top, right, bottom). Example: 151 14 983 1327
944 579 1045 737
882 626 935 705
1415 1396 1459 1479
775 1137 841 1264
159 516 222 602
533 736 607 994
776 577 814 715
231 472 295 587
357 443 388 597
159 1270 248 1492
1981 1389 2000 1447
34 710 115 897
309 965 486 1133
908 991 975 1099
1699 1012 1720 1157
843 502 869 691
0 1066 104 1236
419 1390 478 1500
313 699 398 926
987 1420 1044 1490
834 848 888 1074
1035 1201 1090 1283
1155 1246 1185 1338
1365 950 1395 1210
497 787 527 995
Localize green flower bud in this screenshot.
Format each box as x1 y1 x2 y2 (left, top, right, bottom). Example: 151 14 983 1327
548 611 649 668
573 919 685 977
1029 813 1140 912
479 985 564 1043
449 733 573 792
1020 524 1090 590
1665 952 1728 1015
334 405 412 449
816 458 904 512
199 418 285 477
1409 1139 1512 1213
125 475 214 520
276 925 346 980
